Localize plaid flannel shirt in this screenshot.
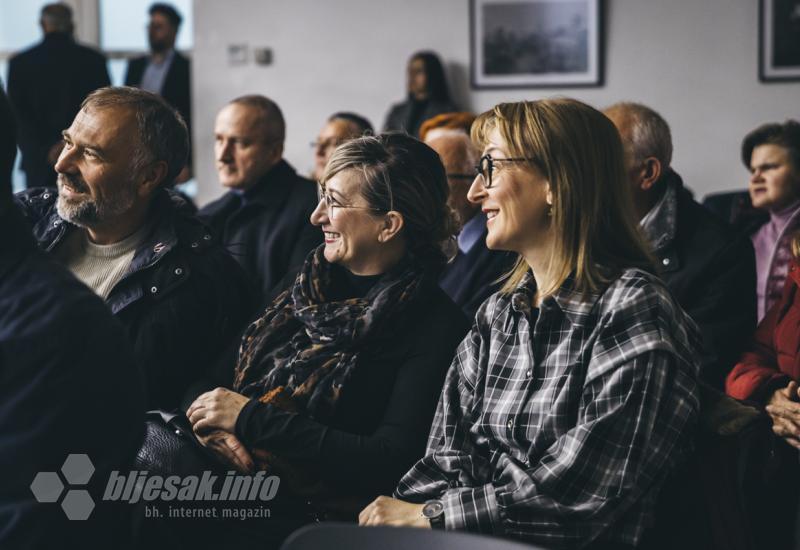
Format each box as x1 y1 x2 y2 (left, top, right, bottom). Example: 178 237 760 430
395 269 701 549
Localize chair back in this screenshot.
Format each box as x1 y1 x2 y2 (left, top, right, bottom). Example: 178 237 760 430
280 523 547 550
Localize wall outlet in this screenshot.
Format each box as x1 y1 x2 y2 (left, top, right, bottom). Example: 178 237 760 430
227 44 248 66
254 48 273 66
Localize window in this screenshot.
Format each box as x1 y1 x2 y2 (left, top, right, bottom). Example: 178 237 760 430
0 0 52 52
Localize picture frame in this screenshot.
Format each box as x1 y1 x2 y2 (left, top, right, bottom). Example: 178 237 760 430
759 0 800 82
470 0 604 89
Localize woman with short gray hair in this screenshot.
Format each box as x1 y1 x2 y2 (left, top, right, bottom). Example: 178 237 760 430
186 133 468 544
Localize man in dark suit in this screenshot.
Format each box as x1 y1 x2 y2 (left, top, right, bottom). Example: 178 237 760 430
6 3 110 188
604 102 756 388
426 130 514 318
199 95 322 303
124 3 191 171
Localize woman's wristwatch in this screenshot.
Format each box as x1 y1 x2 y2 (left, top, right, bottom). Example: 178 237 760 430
421 499 445 529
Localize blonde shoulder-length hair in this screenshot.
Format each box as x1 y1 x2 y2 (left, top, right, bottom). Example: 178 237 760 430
471 99 656 297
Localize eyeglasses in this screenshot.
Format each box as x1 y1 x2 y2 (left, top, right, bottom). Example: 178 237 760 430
474 154 534 189
317 182 385 220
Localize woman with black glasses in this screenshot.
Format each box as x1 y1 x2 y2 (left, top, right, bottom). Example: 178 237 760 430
185 133 468 545
360 100 703 550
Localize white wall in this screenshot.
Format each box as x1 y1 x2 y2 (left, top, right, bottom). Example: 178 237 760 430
192 0 800 207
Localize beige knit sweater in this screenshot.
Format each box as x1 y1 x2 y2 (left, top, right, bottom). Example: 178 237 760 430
53 225 149 299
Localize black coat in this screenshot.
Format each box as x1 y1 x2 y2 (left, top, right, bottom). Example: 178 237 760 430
198 160 322 303
701 190 753 226
6 33 110 188
647 173 757 388
439 226 515 318
383 98 457 138
0 86 15 192
0 205 145 549
125 51 191 140
13 188 254 410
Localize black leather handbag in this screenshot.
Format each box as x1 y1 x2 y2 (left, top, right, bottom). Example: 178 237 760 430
133 410 223 477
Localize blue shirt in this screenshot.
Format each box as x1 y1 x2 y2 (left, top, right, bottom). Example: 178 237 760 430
457 211 486 254
140 49 175 95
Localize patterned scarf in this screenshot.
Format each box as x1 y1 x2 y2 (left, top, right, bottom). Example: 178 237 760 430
233 246 423 422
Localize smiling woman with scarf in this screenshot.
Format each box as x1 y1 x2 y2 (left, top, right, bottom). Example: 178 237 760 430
185 133 469 543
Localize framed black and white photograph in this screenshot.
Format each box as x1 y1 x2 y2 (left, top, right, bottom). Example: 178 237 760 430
470 0 603 89
759 0 800 82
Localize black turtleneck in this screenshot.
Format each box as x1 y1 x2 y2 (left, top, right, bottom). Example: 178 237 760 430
326 263 383 301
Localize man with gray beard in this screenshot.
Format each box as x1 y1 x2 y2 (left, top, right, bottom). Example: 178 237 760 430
14 86 252 409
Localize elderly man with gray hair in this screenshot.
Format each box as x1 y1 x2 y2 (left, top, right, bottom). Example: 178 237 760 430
425 126 513 318
13 86 252 410
604 101 756 387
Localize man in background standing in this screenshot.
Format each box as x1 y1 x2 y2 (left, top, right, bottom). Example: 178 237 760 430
6 3 110 188
125 3 191 176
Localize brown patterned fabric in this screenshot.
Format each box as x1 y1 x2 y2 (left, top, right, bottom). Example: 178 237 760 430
233 246 423 422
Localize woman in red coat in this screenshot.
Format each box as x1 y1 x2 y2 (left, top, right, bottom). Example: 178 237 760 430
726 248 800 449
727 244 800 549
